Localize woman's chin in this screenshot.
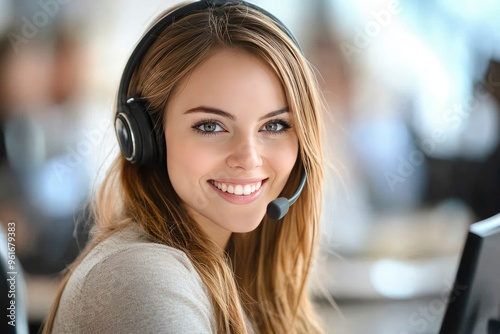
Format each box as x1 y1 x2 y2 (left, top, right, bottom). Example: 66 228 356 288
224 213 266 234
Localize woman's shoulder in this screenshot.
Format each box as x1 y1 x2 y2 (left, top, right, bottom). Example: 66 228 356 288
65 225 201 288
53 225 216 333
83 225 198 279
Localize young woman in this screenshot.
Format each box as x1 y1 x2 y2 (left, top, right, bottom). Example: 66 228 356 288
43 1 326 333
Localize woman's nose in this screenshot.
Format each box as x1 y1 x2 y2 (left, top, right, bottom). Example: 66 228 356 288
226 139 263 171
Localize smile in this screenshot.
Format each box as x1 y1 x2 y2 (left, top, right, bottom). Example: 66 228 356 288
210 180 263 196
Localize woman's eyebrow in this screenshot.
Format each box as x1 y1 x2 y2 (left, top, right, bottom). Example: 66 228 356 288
184 106 236 120
258 108 288 121
183 106 289 121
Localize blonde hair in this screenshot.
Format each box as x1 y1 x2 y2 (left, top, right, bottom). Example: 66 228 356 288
43 3 325 333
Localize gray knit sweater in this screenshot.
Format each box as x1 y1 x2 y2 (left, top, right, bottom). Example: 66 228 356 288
52 226 218 333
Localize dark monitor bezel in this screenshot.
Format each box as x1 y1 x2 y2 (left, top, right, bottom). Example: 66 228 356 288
439 212 500 334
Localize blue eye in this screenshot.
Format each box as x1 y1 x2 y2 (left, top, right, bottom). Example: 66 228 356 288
192 120 225 136
264 122 284 131
199 122 221 132
260 119 292 134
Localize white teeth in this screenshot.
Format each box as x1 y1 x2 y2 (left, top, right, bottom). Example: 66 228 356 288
211 180 264 196
234 185 243 195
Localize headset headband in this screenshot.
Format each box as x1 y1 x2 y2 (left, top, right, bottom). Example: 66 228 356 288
117 0 301 108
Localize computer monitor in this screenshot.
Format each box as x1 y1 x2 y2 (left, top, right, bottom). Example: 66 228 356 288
439 213 500 334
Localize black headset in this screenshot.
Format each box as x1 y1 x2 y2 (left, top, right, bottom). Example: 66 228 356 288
114 0 302 166
114 0 306 220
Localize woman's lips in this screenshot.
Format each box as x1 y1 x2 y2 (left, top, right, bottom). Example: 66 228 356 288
208 179 268 204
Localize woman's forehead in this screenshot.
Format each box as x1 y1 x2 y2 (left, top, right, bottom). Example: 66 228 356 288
166 49 288 119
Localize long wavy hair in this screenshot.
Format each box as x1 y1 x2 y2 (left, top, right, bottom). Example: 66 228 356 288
43 2 325 333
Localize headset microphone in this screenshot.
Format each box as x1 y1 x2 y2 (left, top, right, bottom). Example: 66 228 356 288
266 169 307 221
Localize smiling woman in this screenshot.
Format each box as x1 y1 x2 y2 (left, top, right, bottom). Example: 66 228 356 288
165 49 298 247
42 1 326 334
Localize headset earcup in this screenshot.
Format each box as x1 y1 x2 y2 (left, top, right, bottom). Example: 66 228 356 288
115 111 137 162
115 98 160 165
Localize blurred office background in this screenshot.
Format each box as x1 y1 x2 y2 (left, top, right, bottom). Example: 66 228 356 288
0 0 499 333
